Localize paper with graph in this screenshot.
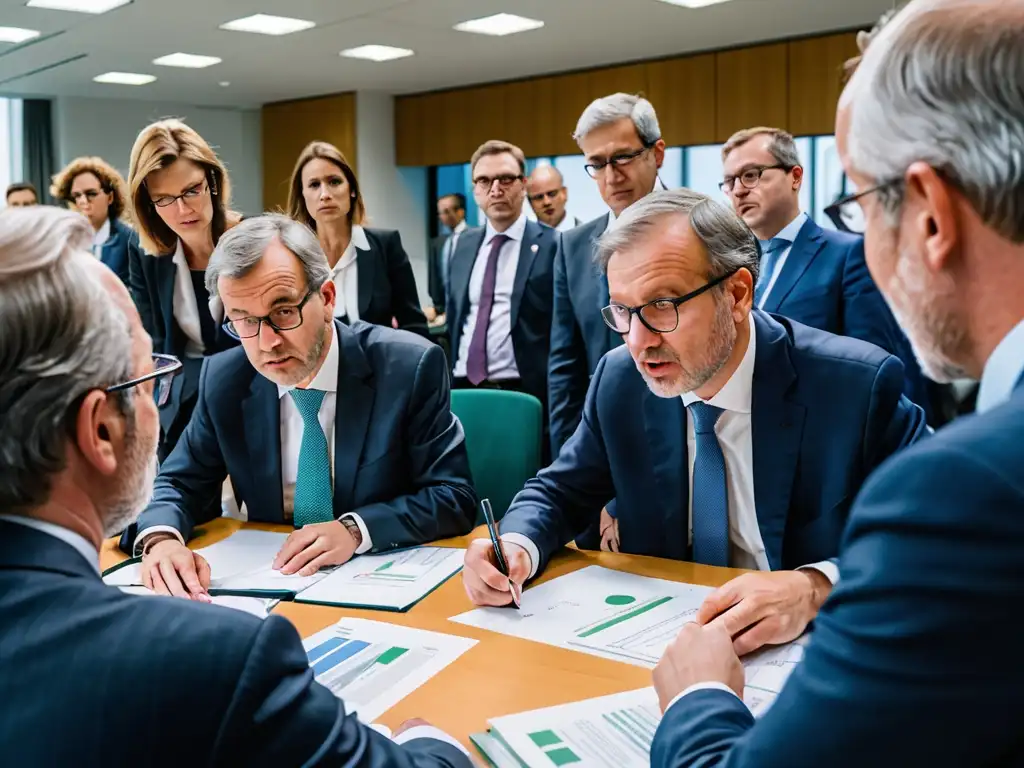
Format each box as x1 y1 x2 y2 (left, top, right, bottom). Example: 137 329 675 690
302 617 477 722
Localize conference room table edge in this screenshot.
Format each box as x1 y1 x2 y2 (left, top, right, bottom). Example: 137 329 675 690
100 519 748 757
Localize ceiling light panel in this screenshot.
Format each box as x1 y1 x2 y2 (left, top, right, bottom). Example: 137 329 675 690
0 27 41 43
93 71 155 85
219 14 316 36
453 13 544 37
153 53 222 68
341 45 414 62
655 0 735 8
27 0 131 13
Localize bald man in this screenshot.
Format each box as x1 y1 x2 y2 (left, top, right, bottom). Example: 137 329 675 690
527 166 579 232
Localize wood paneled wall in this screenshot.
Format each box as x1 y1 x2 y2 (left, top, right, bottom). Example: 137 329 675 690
261 92 357 214
394 32 860 167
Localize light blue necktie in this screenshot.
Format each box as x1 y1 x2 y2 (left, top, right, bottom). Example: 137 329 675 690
754 237 790 306
689 402 729 567
289 388 334 528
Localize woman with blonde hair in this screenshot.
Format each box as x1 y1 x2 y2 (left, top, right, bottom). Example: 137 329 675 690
50 156 134 285
127 118 241 462
287 141 428 338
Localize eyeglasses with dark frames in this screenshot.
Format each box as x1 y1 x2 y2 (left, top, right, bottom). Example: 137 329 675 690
222 288 316 340
105 353 183 408
601 270 739 335
150 179 214 208
584 144 653 179
824 179 904 235
719 164 792 193
68 189 104 203
472 174 524 192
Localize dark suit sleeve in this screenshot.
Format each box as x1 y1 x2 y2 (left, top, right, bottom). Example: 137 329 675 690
351 344 476 549
500 355 618 576
427 238 446 313
547 238 590 458
128 238 162 350
216 616 472 767
861 354 928 474
651 442 1024 767
134 359 228 541
384 231 430 339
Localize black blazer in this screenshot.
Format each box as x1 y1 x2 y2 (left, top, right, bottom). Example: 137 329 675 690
354 228 429 339
127 320 476 552
427 233 448 313
446 219 558 416
98 217 134 287
0 521 473 767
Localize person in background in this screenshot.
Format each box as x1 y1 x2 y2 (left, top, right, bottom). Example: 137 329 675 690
50 156 134 286
650 1 1024 764
0 205 474 767
527 165 580 232
288 141 429 340
126 119 241 465
426 192 467 324
5 182 37 207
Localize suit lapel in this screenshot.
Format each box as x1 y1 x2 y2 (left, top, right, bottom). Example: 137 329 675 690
642 390 689 560
356 241 375 318
242 375 284 523
511 221 541 329
762 219 824 313
749 312 805 569
157 255 184 352
331 321 374 516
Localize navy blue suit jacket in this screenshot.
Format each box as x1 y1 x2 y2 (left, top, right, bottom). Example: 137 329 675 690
98 217 133 287
356 228 429 339
652 376 1024 768
547 213 624 456
128 320 476 552
761 217 932 418
0 520 471 767
500 311 927 575
446 220 558 417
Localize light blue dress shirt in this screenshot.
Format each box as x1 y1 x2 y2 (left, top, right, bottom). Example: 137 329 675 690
756 212 808 309
976 318 1024 413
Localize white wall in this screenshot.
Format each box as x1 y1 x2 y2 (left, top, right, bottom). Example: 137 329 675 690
52 96 263 215
355 91 430 306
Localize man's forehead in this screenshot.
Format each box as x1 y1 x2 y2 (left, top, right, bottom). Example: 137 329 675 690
725 137 775 168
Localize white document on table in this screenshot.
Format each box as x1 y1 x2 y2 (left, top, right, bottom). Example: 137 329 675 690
296 547 464 610
116 586 275 619
302 617 477 723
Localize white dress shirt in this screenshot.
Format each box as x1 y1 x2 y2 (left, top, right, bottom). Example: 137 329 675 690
977 318 1024 413
0 514 99 573
92 217 111 257
330 225 370 322
452 212 527 381
171 239 208 359
756 212 808 309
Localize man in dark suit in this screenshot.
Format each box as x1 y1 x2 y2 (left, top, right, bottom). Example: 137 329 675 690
132 214 476 598
425 193 467 323
463 189 925 655
649 3 1024 764
0 205 473 766
720 125 942 423
446 140 557 454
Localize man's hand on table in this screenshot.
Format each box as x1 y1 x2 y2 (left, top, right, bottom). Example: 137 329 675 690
462 538 531 606
273 520 361 576
141 536 211 601
653 620 743 712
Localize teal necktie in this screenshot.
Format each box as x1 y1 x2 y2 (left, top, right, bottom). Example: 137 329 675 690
289 388 334 528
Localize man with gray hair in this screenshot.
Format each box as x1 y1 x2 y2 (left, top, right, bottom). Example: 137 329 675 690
0 206 474 765
650 1 1024 764
130 213 475 599
463 189 925 654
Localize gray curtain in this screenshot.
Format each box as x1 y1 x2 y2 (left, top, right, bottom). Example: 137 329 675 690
21 99 56 205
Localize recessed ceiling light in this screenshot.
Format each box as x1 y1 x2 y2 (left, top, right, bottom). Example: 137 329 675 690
0 26 41 43
655 0 735 7
219 14 315 36
219 81 230 87
26 0 131 13
153 52 222 69
453 13 544 37
93 71 155 85
340 44 414 62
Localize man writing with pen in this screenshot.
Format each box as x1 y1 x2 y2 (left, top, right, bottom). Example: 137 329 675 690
463 189 926 654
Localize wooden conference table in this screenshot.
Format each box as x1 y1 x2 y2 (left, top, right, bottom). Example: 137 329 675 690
101 519 747 753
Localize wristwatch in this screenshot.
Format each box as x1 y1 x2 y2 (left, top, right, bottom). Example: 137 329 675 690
340 516 363 545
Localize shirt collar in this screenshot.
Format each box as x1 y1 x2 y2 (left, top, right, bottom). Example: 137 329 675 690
329 225 369 277
976 318 1024 413
765 212 808 245
484 212 527 247
0 514 99 573
276 323 341 398
93 218 111 248
680 313 756 414
350 225 370 251
453 220 468 234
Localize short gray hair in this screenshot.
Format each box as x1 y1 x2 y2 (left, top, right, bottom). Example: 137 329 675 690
846 0 1024 242
595 188 759 283
574 93 661 147
206 214 331 296
0 207 133 513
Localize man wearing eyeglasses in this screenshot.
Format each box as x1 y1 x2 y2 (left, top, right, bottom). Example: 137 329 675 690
446 140 558 457
526 165 579 232
0 206 474 766
720 126 939 424
131 214 476 599
463 189 925 657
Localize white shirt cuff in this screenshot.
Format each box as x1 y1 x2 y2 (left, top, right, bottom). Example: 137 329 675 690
798 559 840 586
500 533 539 579
341 514 372 555
133 526 185 557
666 682 744 714
392 725 472 758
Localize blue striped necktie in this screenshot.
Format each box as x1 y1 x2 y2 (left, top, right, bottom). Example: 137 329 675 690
689 402 729 567
289 388 334 528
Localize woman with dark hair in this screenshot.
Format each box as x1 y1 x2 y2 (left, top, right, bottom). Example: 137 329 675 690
51 156 134 286
287 141 428 338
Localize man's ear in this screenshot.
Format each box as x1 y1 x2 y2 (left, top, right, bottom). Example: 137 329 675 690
903 161 958 275
320 280 337 319
73 390 123 478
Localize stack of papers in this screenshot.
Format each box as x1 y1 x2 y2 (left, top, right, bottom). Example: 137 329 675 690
103 530 464 611
117 586 275 619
